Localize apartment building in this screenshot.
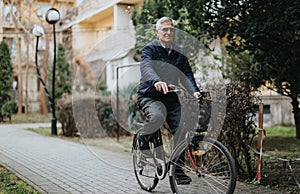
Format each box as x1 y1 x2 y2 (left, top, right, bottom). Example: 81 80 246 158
60 0 143 92
0 0 142 113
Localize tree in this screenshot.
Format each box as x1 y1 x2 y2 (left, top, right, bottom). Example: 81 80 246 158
132 0 176 56
40 36 50 115
49 44 72 101
0 41 14 122
132 0 205 67
190 0 300 138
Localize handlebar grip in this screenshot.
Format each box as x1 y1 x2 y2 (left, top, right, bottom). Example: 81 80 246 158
167 84 182 94
197 91 209 104
197 95 203 104
167 84 181 92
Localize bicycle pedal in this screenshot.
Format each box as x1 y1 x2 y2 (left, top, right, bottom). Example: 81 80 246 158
192 150 206 156
155 159 166 180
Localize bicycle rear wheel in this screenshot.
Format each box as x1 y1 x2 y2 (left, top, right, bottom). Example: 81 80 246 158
169 135 236 194
132 135 159 191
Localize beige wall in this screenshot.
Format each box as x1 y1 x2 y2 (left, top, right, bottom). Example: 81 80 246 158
72 7 114 57
261 95 295 126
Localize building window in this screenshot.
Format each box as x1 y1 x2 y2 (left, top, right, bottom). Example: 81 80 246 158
255 104 271 114
4 4 17 22
263 105 271 114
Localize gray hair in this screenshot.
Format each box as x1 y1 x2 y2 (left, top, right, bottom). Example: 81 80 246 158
156 17 174 30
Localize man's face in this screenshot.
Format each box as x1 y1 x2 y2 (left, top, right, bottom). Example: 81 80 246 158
156 21 174 45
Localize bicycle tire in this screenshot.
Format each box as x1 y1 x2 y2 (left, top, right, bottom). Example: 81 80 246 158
132 135 159 191
169 135 236 194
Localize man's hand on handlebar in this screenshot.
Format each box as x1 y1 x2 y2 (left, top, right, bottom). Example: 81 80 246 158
196 91 207 104
193 92 202 104
193 92 200 99
154 83 203 104
154 81 169 94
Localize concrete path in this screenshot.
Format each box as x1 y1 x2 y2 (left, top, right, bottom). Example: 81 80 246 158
0 123 281 194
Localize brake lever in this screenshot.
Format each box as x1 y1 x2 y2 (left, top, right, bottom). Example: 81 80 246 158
167 84 181 94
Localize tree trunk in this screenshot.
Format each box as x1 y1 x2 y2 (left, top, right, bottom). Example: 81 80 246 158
25 38 29 115
24 2 33 115
40 34 50 115
17 36 23 114
11 0 23 114
291 96 300 139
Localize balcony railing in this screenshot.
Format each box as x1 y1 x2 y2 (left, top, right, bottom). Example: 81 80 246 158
77 0 121 16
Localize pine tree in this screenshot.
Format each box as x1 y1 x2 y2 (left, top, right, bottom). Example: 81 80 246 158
54 44 72 100
0 41 14 121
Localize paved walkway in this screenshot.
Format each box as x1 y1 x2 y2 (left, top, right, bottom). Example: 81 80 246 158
0 123 281 194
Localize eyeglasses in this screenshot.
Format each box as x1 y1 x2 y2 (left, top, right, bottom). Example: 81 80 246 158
160 27 175 33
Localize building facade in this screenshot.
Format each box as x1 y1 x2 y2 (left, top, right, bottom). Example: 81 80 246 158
0 0 142 113
59 0 142 93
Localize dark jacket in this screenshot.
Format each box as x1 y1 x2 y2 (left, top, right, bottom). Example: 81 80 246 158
137 40 200 104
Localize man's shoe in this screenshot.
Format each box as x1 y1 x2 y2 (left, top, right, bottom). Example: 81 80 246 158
175 168 192 185
137 135 152 158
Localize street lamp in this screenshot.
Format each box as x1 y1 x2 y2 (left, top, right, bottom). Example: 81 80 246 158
33 24 54 134
46 8 60 135
45 8 60 24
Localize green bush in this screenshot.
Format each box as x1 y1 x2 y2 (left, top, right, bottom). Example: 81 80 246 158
219 82 260 180
1 101 17 123
0 41 14 122
57 94 129 138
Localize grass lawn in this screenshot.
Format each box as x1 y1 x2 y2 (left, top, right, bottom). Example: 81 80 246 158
8 113 51 124
263 126 300 158
0 165 38 194
79 135 133 154
254 126 300 193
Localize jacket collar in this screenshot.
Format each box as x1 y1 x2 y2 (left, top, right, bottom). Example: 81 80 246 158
156 40 173 55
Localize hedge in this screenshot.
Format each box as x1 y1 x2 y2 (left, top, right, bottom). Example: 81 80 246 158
57 94 129 138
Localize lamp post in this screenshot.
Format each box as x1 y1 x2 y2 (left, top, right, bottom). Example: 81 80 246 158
33 23 54 120
45 8 60 135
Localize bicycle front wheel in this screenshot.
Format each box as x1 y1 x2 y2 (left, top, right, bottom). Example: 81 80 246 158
169 136 236 194
132 135 159 191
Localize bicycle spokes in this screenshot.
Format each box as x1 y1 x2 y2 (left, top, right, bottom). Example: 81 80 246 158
169 136 236 194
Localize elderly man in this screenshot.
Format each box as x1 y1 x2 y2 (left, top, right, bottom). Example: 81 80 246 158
137 16 200 185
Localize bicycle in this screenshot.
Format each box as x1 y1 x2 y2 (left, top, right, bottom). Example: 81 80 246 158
132 85 237 193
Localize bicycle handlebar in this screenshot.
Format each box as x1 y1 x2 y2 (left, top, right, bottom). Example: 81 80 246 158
167 84 181 93
167 84 206 104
